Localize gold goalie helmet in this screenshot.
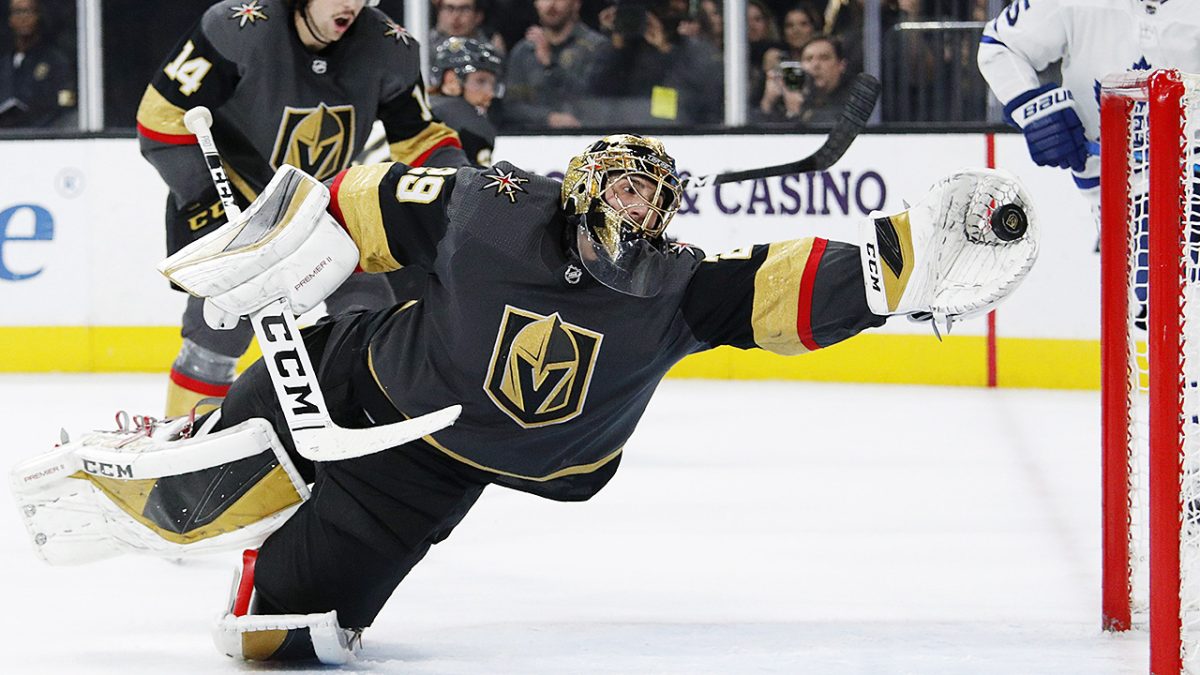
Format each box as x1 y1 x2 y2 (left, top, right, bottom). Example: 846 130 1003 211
561 134 682 297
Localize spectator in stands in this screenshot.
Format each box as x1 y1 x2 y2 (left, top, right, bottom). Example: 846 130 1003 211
689 0 723 50
0 0 74 128
757 34 848 125
746 0 782 109
780 3 822 57
747 0 780 44
590 0 723 126
758 2 823 101
797 34 850 123
819 0 862 74
486 0 539 53
429 0 506 60
503 0 608 129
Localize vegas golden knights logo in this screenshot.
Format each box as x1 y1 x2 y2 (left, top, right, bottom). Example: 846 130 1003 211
484 306 603 429
270 103 356 181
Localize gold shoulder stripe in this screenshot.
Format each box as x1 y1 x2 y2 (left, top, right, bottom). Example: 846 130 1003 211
752 238 816 356
388 122 460 165
336 164 403 273
135 85 189 136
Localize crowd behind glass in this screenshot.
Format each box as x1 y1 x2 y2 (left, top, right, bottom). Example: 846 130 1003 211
0 0 1000 134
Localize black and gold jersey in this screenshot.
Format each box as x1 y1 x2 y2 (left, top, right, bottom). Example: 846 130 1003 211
136 0 465 255
326 160 883 496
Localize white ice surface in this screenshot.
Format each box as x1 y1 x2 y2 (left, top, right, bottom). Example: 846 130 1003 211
0 375 1146 673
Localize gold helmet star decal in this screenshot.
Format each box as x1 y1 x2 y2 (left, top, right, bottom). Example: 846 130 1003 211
481 169 529 203
229 0 268 27
382 19 411 45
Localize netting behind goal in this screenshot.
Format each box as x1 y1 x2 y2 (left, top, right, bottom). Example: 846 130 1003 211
1101 69 1200 675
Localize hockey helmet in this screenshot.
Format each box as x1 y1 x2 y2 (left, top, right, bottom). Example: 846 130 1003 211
431 37 505 87
561 134 682 297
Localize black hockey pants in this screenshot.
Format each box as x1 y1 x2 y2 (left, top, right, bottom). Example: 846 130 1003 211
215 311 491 628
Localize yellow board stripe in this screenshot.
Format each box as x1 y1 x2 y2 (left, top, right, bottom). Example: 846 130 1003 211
0 327 260 373
335 163 403 273
0 326 1101 390
751 238 815 356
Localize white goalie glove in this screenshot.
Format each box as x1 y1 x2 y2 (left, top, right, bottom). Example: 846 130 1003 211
859 168 1038 331
157 165 361 328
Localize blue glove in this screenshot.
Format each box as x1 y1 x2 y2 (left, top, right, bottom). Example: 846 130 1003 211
1005 83 1088 172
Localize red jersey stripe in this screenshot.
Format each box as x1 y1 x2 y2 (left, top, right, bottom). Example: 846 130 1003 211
137 122 196 146
795 237 828 352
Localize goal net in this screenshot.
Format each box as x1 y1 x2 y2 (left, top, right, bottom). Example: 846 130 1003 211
1101 69 1200 675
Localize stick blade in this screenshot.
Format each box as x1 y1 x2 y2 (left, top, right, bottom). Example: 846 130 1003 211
295 404 463 462
840 73 882 129
798 73 880 174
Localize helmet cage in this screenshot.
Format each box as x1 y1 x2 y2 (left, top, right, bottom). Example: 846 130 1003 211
561 134 682 297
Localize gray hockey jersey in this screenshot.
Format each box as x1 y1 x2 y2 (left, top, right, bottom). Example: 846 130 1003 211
326 160 881 493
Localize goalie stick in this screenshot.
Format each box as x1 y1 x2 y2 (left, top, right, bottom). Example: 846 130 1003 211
682 73 881 189
167 107 461 463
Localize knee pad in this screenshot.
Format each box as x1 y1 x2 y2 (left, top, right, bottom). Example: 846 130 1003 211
10 413 308 565
213 550 361 665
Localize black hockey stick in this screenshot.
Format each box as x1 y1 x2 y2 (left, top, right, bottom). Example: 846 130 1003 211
683 73 881 189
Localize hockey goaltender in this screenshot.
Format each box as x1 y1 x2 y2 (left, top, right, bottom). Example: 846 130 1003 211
12 133 1038 664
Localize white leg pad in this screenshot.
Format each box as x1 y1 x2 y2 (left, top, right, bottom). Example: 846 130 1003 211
10 415 308 565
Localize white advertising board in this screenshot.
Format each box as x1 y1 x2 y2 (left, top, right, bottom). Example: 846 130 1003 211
0 139 183 326
496 133 1093 339
0 134 1099 341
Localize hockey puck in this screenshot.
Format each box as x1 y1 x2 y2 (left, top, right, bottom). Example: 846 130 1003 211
990 204 1028 242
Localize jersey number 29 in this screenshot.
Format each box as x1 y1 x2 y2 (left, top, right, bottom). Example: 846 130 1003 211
395 166 456 204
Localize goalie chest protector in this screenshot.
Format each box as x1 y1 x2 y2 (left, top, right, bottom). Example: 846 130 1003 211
363 162 706 491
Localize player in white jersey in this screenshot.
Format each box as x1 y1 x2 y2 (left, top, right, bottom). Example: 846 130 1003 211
977 0 1200 229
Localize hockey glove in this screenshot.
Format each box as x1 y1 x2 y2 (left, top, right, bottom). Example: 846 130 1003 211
1005 83 1088 172
860 168 1038 325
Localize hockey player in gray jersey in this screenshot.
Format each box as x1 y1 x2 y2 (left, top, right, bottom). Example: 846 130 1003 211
429 36 503 167
13 135 1039 664
136 0 468 418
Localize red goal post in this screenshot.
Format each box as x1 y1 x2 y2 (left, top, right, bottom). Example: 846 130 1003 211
1100 68 1196 675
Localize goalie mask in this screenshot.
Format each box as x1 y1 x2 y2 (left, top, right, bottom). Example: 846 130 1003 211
561 134 682 297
